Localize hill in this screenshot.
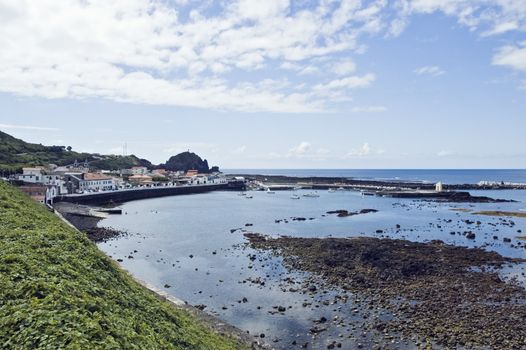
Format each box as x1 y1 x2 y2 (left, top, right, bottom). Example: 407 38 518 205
160 151 213 173
0 130 152 172
0 130 219 173
0 180 246 349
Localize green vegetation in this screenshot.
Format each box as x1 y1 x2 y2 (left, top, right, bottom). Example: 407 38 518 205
0 181 245 349
161 152 211 173
89 155 152 171
0 130 152 171
473 210 526 218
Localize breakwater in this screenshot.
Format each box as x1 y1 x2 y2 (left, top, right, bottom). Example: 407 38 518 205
235 174 526 190
55 182 245 205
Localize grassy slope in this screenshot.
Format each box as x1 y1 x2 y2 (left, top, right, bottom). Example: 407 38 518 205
0 181 244 350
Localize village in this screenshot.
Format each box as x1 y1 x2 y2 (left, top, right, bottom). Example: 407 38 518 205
8 160 236 204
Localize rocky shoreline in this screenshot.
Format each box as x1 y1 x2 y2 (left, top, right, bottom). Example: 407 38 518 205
52 203 268 349
232 174 526 190
245 233 526 349
53 202 126 242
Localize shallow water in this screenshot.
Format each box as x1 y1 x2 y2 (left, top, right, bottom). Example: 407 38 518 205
98 189 526 349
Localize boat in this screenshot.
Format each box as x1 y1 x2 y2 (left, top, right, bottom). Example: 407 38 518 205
238 192 247 196
245 194 253 199
337 187 345 191
361 191 375 196
290 194 300 199
293 186 302 191
328 188 336 193
266 188 275 194
303 192 320 198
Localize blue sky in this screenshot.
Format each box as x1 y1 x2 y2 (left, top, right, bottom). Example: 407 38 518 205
0 0 525 169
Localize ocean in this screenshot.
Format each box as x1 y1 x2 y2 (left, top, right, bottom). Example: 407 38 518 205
224 169 526 185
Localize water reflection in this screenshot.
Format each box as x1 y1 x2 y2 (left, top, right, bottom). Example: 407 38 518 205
98 189 526 349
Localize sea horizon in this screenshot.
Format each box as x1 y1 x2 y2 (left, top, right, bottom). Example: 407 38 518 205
224 168 526 185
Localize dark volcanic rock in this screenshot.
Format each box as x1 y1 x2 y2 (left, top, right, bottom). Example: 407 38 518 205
326 209 378 217
85 227 126 242
244 233 526 349
160 151 211 173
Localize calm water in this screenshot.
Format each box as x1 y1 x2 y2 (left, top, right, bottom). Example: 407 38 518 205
98 183 526 349
225 169 526 185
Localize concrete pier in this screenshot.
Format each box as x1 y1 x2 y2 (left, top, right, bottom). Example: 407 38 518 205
55 182 245 205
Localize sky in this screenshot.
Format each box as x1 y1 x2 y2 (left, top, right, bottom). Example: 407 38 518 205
0 0 525 169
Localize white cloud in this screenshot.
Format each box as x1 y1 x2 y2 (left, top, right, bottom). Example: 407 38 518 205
481 21 518 36
314 74 376 91
387 18 408 37
288 141 311 157
347 143 384 157
400 0 526 35
233 0 289 21
414 65 445 76
351 106 387 113
0 0 396 113
493 42 526 72
0 123 59 131
268 142 332 161
331 59 357 76
1 0 526 113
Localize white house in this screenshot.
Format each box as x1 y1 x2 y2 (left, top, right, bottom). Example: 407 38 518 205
188 174 227 185
130 166 149 175
17 167 45 183
17 168 65 191
75 173 116 192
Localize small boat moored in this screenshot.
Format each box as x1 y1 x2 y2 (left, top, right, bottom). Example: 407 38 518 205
361 191 375 196
303 192 320 198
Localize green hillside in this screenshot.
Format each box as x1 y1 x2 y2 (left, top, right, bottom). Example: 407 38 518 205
161 151 211 173
0 131 152 172
0 181 246 349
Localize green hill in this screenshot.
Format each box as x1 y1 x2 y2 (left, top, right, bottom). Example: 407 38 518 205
161 151 211 173
0 130 152 172
0 180 246 349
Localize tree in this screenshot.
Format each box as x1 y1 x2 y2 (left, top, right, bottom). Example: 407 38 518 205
67 146 72 152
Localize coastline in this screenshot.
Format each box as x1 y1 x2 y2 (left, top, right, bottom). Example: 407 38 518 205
0 181 268 349
50 201 268 349
52 175 526 349
230 173 526 190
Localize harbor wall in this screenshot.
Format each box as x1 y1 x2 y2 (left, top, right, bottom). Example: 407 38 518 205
55 182 244 205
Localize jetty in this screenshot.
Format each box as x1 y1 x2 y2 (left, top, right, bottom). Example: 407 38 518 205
55 181 245 205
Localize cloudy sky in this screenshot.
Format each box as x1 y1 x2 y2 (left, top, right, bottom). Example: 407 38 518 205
1 0 525 168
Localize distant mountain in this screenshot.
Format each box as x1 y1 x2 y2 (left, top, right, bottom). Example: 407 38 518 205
0 130 152 172
160 151 212 173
